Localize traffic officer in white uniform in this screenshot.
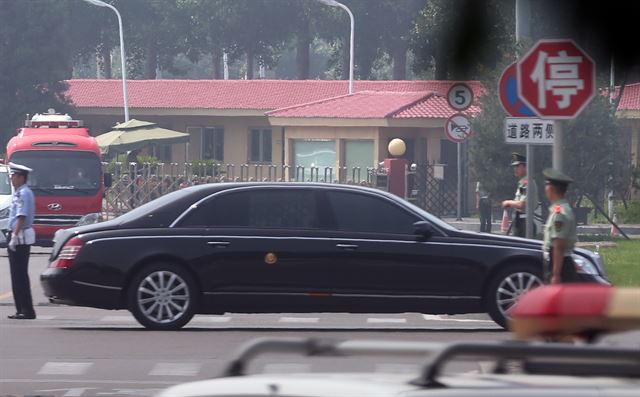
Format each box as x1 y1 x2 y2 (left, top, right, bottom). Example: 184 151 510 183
6 162 37 319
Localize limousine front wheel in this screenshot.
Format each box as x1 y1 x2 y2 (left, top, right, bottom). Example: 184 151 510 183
128 263 197 330
485 264 543 329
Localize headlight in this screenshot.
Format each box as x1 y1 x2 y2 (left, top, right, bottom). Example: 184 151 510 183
75 213 102 226
0 207 9 219
571 254 599 275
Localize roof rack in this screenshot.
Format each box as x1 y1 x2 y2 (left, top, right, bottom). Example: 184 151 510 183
221 337 444 377
414 341 640 386
220 337 640 384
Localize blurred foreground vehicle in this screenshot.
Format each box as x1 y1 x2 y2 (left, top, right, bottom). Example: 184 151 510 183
510 284 640 342
158 286 640 397
42 183 608 330
156 336 640 397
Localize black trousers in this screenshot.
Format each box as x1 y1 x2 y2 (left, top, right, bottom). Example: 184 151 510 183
8 245 35 316
479 198 492 233
544 254 580 284
513 215 536 237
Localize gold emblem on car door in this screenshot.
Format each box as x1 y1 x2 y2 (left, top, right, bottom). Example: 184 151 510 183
264 252 278 265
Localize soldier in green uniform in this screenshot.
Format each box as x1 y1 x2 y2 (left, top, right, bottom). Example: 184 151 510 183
542 168 578 284
501 153 533 237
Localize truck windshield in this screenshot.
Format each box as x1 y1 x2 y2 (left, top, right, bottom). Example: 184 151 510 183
11 150 101 196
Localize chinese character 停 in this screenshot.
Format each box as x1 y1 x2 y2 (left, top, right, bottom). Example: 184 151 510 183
530 50 584 109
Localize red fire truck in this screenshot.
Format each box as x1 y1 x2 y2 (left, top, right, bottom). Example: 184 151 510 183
6 110 111 246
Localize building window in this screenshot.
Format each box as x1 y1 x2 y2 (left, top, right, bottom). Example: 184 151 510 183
202 127 224 161
249 128 272 163
344 140 374 182
293 139 336 181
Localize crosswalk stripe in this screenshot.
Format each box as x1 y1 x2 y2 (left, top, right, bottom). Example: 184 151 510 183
100 315 135 322
149 363 201 377
197 316 231 323
278 317 320 323
367 317 407 324
38 362 93 376
422 314 494 323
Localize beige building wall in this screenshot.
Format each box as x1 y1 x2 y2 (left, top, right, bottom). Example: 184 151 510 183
76 111 282 167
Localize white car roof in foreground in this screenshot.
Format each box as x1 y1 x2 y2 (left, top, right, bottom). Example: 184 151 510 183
157 372 640 397
157 372 420 397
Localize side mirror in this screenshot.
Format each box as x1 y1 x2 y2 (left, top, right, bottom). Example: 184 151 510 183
413 221 434 240
104 172 113 188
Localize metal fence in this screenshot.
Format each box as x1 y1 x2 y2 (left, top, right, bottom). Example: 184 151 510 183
102 162 461 218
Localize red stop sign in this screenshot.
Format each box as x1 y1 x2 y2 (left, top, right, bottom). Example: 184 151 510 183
517 39 595 119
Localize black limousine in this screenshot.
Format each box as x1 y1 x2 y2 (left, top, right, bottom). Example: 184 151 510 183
41 183 609 329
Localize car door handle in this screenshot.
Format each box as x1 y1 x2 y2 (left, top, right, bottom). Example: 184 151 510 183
207 241 230 248
336 244 358 250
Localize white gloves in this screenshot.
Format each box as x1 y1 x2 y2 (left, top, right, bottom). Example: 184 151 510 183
8 236 16 251
8 230 24 251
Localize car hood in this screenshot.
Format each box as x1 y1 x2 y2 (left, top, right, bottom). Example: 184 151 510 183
447 229 544 250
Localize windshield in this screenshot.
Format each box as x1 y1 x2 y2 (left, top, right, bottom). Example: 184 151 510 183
10 150 101 196
113 187 194 225
0 170 10 195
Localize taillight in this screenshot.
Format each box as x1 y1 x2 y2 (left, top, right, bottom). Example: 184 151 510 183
50 237 84 269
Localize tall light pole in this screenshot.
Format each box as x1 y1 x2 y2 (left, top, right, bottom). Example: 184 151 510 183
83 0 130 122
317 0 354 94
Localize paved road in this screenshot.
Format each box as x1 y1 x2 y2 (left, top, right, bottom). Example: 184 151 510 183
2 249 639 397
0 249 507 396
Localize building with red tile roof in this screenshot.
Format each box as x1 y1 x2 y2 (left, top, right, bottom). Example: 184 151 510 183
65 79 482 173
615 82 640 174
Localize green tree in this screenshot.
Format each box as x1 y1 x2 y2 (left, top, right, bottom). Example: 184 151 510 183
410 0 514 80
563 95 628 206
0 1 75 146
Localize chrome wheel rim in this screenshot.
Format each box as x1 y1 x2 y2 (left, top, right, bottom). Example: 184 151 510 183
137 270 190 324
495 271 542 318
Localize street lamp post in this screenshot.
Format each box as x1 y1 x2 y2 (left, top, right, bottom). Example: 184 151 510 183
83 0 130 122
317 0 354 94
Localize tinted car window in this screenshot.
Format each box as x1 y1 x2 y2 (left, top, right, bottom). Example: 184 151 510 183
326 191 419 234
181 188 319 229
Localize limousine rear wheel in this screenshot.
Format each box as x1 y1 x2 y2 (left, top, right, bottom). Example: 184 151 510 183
128 263 197 330
485 264 543 329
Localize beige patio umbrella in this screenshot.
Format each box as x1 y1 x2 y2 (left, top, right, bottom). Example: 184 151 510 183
95 119 190 154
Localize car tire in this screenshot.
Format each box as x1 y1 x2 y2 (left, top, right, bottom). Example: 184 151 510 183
485 264 543 329
128 262 198 330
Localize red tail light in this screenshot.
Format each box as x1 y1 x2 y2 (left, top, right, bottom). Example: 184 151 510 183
50 237 85 269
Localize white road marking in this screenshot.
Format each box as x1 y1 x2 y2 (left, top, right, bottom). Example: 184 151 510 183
36 387 96 397
197 316 231 323
36 315 56 320
100 315 135 322
38 362 93 376
375 363 418 373
149 363 201 377
422 314 495 323
367 317 407 324
278 317 320 323
262 363 312 373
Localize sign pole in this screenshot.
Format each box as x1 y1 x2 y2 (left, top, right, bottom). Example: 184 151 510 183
525 144 534 238
553 121 563 171
456 142 462 221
